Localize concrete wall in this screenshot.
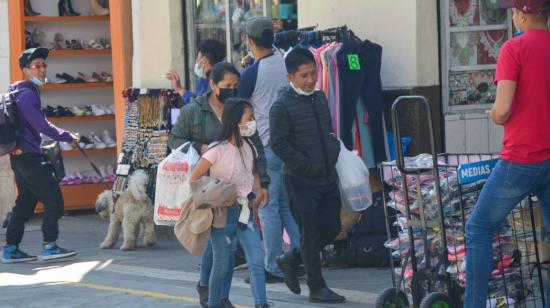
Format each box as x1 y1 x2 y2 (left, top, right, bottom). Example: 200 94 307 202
131 0 184 89
297 0 439 89
0 0 15 222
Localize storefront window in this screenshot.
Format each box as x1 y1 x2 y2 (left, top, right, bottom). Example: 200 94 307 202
442 0 513 112
229 0 265 68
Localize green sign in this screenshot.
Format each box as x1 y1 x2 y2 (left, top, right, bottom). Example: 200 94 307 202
347 54 361 70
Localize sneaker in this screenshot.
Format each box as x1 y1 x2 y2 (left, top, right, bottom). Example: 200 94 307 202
78 136 94 149
90 104 107 116
69 106 87 117
41 242 77 261
60 142 73 151
89 132 106 149
1 245 37 263
101 130 116 148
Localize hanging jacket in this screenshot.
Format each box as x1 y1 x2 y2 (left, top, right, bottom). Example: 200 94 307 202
270 85 340 186
168 93 270 188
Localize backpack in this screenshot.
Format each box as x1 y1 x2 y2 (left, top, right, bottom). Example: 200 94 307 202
0 86 30 156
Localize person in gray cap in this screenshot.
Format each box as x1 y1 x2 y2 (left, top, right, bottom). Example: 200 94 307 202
1 48 79 263
237 16 303 286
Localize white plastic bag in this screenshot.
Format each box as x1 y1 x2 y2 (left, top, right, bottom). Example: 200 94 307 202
335 140 372 212
154 142 200 226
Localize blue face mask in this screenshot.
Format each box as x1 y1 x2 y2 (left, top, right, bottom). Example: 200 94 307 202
515 30 524 36
31 75 46 87
194 63 204 78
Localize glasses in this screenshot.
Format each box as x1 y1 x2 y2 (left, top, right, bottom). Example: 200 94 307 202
27 63 48 70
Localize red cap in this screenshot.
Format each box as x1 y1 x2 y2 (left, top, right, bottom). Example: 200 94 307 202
500 0 550 14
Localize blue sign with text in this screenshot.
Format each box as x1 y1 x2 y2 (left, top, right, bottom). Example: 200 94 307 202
457 159 499 184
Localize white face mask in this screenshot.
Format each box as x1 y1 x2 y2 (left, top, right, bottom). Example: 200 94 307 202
290 82 315 96
240 120 257 137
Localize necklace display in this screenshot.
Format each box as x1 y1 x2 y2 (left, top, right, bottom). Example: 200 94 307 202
480 0 507 25
450 0 478 27
451 32 480 66
479 31 506 60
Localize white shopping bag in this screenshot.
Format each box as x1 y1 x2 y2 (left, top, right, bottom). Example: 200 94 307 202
335 140 372 212
154 142 200 226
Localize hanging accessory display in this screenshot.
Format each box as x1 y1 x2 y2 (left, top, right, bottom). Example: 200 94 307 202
449 0 478 27
450 32 480 66
479 31 506 61
480 0 507 25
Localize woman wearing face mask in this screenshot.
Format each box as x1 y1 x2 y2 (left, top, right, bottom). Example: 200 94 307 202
169 62 270 308
166 39 226 104
190 98 269 308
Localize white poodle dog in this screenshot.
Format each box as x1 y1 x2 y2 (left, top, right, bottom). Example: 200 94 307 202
95 170 156 251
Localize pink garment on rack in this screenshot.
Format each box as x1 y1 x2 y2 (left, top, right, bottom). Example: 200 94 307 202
330 43 343 136
313 45 329 89
320 44 332 98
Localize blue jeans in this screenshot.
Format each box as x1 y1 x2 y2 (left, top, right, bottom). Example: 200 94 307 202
465 159 550 308
259 146 300 277
199 234 236 300
208 206 267 307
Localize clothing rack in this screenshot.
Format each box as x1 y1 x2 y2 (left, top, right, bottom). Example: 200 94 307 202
274 25 359 49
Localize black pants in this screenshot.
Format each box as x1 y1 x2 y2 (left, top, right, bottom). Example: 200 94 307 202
6 153 64 246
284 175 341 291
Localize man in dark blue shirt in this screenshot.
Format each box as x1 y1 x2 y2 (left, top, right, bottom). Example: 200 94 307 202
166 39 226 104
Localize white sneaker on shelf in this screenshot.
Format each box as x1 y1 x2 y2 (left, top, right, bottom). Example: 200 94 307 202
89 132 106 149
101 130 116 148
107 105 115 114
90 104 107 116
69 106 87 117
60 142 73 151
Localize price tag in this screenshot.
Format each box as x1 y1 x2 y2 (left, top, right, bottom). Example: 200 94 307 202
347 54 361 71
139 88 148 95
116 164 131 176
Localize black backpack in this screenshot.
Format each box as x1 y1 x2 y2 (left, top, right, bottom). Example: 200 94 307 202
0 86 29 156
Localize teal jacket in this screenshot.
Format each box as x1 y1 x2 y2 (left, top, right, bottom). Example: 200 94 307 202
168 93 270 188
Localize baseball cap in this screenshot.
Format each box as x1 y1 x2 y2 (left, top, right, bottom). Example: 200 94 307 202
19 47 49 69
245 17 273 39
499 0 550 14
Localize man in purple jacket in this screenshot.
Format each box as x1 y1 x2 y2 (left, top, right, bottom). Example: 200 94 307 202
1 48 79 263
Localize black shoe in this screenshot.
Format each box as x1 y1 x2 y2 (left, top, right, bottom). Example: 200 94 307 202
57 105 75 117
196 282 208 308
244 270 285 284
276 248 301 294
309 287 346 304
220 298 236 308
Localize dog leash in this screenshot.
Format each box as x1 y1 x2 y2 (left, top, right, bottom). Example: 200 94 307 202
75 144 118 213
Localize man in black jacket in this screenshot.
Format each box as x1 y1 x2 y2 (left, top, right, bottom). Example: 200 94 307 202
270 48 345 304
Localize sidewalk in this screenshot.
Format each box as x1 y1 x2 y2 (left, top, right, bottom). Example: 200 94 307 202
0 212 391 307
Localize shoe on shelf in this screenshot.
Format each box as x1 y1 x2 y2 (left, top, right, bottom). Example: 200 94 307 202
196 282 208 308
220 298 236 308
41 242 77 261
101 71 113 82
78 136 94 149
309 287 346 304
106 104 115 114
102 130 116 148
60 142 73 151
78 72 99 83
69 106 87 116
90 104 107 116
89 132 106 149
57 105 75 117
1 245 37 263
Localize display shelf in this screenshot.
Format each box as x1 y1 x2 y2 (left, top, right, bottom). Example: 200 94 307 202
24 16 110 22
36 182 113 213
49 49 112 56
41 82 113 90
62 147 117 156
48 114 115 123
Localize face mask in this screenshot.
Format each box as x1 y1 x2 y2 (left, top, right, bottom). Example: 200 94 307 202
240 120 257 137
31 75 47 87
194 63 204 78
217 88 238 103
515 30 524 36
290 82 315 96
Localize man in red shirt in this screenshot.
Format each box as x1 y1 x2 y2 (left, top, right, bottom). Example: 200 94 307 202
465 0 550 306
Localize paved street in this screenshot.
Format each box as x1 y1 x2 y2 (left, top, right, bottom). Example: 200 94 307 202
0 212 391 307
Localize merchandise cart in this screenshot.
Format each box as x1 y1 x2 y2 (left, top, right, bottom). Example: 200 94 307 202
375 96 546 308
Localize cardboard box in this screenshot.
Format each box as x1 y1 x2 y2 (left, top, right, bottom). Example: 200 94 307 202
513 204 545 230
517 240 550 263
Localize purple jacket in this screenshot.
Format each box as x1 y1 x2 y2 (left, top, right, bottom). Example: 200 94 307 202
10 80 73 154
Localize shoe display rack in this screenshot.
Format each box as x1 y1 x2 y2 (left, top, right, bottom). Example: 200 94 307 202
9 0 119 212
